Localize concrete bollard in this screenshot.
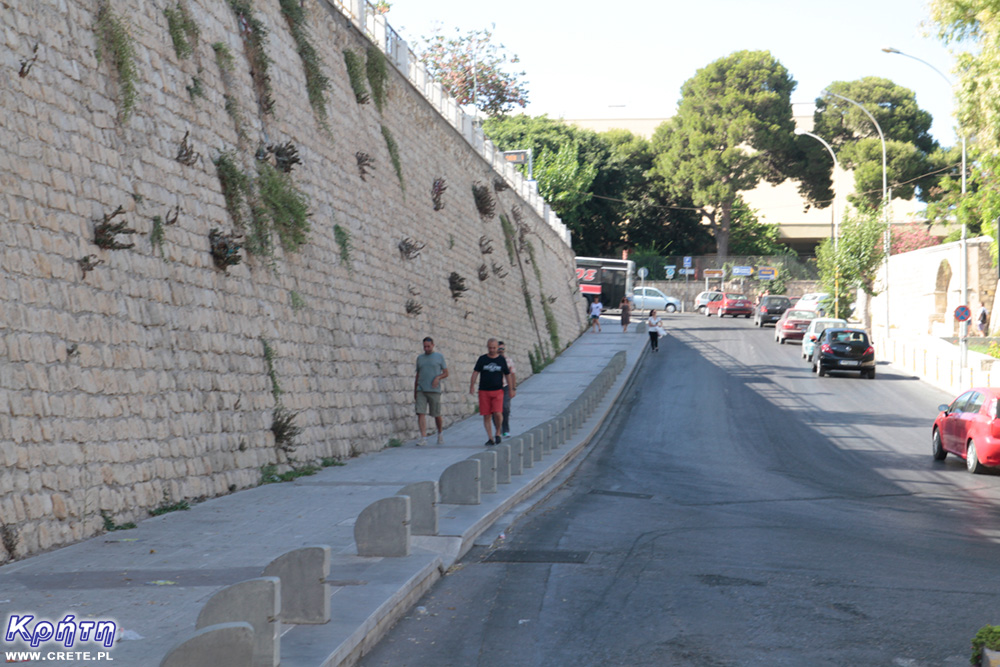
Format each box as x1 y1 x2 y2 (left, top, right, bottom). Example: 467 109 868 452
160 622 255 667
262 546 330 625
519 433 534 469
507 439 523 476
439 459 480 505
397 481 438 536
355 496 411 557
468 451 497 493
195 577 281 667
493 443 511 484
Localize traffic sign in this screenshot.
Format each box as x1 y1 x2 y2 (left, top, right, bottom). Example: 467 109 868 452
955 305 972 322
683 256 692 268
703 269 724 278
664 265 676 279
679 268 696 276
502 150 529 164
637 267 648 279
732 265 752 276
758 266 776 280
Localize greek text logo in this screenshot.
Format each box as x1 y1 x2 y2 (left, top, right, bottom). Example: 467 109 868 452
4 614 117 649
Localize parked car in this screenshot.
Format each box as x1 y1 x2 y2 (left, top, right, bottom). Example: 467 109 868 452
810 328 876 379
932 388 1000 473
753 295 792 327
801 318 848 360
705 293 753 318
631 287 680 313
794 292 831 312
695 290 722 314
773 309 818 344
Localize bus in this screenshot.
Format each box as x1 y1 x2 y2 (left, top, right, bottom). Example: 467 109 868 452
575 256 635 310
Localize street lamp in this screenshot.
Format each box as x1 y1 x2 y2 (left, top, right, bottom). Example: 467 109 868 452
883 46 969 367
822 89 890 333
796 129 842 315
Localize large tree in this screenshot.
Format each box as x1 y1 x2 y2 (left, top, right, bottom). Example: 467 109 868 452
415 25 528 117
650 50 804 260
813 78 941 210
815 208 886 329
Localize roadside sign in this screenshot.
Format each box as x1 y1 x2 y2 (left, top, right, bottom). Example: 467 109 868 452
955 305 972 322
637 267 648 279
758 266 776 280
502 150 529 164
683 256 692 268
679 268 696 276
703 269 724 278
732 265 752 276
664 265 676 279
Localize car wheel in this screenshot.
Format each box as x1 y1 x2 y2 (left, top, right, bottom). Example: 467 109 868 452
665 304 676 313
745 314 751 319
697 306 705 314
815 361 824 376
932 429 947 461
865 368 876 379
779 336 785 344
967 440 984 474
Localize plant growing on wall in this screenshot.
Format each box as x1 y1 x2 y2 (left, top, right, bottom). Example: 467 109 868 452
472 182 495 220
366 44 389 113
226 0 273 115
214 152 253 235
208 228 243 270
498 213 516 264
187 76 205 99
164 1 199 59
343 49 369 104
94 206 136 249
405 299 422 315
78 255 103 278
176 130 200 165
398 237 425 260
356 152 375 180
271 406 302 453
381 125 404 189
333 224 352 270
149 206 179 258
279 0 330 126
477 263 489 281
256 161 310 252
431 177 446 210
19 43 39 78
491 261 508 279
478 235 493 255
448 272 468 300
95 0 139 122
261 141 300 173
493 177 509 192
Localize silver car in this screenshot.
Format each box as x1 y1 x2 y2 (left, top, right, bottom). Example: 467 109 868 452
695 290 722 313
632 287 680 313
801 318 848 360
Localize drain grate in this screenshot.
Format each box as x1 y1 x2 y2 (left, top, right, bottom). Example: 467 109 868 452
483 549 591 564
589 489 653 500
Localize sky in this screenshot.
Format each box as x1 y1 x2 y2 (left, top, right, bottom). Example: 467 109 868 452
385 0 965 147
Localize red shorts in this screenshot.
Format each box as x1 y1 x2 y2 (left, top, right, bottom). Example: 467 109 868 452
478 389 504 416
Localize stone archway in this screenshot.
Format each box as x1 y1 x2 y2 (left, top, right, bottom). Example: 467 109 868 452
933 259 952 334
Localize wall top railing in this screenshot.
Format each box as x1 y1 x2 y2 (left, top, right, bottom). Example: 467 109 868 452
322 0 570 246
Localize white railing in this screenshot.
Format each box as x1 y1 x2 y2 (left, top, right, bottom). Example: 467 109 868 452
322 0 571 246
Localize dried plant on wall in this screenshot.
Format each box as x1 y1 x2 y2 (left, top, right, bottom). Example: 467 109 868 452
94 206 136 249
176 130 200 165
78 255 104 278
209 228 243 271
356 152 375 181
265 141 300 173
405 299 422 316
478 235 493 255
493 177 509 192
398 237 425 260
19 43 39 78
491 261 508 279
448 272 468 300
477 263 489 281
472 182 495 221
431 177 447 210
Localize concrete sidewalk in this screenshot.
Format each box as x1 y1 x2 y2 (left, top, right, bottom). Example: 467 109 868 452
0 323 651 666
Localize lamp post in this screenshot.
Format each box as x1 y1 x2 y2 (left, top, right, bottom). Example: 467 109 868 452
796 129 842 315
883 46 969 367
822 89 889 333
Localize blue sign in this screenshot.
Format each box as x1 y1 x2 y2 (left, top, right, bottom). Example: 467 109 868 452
683 256 692 268
732 265 752 276
664 265 676 279
955 305 972 322
758 266 776 280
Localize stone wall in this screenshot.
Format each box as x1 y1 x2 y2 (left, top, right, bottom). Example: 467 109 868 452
0 0 583 559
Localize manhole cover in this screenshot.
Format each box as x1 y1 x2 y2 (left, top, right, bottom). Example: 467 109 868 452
483 549 591 564
589 489 653 499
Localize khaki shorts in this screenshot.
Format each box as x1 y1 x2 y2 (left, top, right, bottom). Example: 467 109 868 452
415 391 442 417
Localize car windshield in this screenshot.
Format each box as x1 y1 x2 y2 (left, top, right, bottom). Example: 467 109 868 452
829 330 868 344
786 310 815 319
764 297 789 305
726 294 746 300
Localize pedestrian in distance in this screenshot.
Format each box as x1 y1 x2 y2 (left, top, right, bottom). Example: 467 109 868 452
979 302 989 335
469 338 514 446
589 296 603 333
498 340 517 438
414 336 448 446
620 297 631 333
647 310 662 352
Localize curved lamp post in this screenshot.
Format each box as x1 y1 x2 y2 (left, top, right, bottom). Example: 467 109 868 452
883 46 969 367
795 129 842 315
822 89 890 333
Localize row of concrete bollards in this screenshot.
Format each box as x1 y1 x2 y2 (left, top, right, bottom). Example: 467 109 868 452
158 351 626 666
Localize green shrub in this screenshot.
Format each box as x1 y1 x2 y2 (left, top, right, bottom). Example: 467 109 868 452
344 49 369 104
95 0 139 121
164 2 199 59
973 625 1000 665
380 125 403 189
256 162 310 252
279 0 330 124
366 44 388 112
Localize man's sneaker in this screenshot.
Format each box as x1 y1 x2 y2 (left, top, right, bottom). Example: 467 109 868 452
436 433 444 445
417 438 426 447
494 434 501 444
502 432 510 437
485 439 495 446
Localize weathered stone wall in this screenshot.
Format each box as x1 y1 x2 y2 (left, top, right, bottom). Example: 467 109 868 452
0 0 584 559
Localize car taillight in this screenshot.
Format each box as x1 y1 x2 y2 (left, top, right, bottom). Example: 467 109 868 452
783 321 794 329
863 346 874 356
820 343 832 353
991 419 1000 439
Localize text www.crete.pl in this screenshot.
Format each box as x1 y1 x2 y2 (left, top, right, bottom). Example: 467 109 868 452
4 651 113 661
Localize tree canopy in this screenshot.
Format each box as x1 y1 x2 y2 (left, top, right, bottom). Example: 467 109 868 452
415 25 528 117
649 50 805 260
815 208 886 328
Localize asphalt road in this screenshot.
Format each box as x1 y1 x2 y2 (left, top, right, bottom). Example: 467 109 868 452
359 314 1000 667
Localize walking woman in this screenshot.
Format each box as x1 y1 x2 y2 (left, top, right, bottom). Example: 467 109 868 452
647 310 662 352
620 297 631 333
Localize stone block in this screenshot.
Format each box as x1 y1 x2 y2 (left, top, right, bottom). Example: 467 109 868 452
355 496 411 557
439 459 480 505
468 451 497 494
984 648 1000 667
507 439 523 477
160 622 255 667
195 577 280 667
262 546 331 625
493 444 511 484
397 481 438 536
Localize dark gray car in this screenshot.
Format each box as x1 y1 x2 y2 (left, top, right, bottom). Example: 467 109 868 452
754 295 792 327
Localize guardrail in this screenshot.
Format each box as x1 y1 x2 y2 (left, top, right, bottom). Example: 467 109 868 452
321 0 570 246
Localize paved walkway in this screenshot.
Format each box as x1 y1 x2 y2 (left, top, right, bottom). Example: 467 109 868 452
0 321 653 666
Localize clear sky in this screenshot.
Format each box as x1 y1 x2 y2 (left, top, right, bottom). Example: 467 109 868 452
385 0 964 147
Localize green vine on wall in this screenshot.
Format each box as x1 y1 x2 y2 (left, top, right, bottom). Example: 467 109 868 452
366 44 388 113
499 214 516 264
164 1 199 60
343 49 369 104
226 0 274 115
380 125 403 190
278 0 330 127
95 0 139 122
333 224 352 270
257 161 310 253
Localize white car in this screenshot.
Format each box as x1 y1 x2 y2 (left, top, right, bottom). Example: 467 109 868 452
801 317 848 360
632 287 680 313
794 292 831 312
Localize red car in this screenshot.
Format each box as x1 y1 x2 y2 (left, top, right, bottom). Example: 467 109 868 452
773 309 817 344
705 293 753 318
932 387 1000 473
